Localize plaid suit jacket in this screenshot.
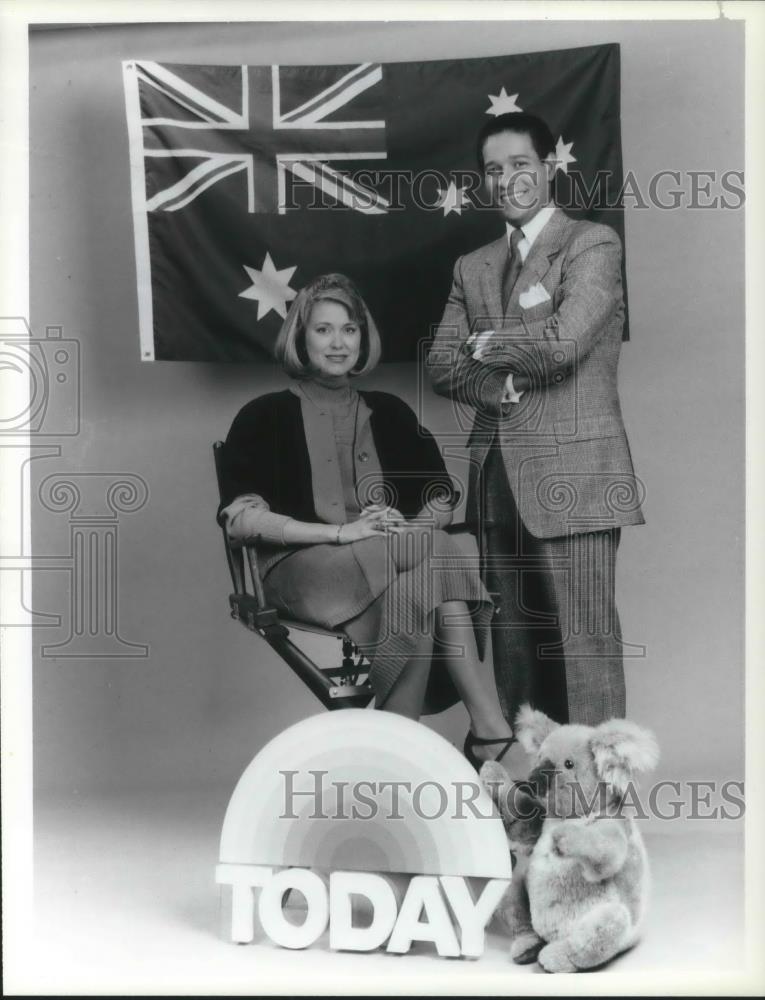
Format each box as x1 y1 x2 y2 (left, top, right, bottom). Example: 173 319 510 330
427 208 645 538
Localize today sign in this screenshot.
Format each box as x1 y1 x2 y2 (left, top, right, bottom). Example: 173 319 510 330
216 710 514 959
216 864 510 958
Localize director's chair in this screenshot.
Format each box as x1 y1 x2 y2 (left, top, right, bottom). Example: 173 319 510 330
213 440 487 712
213 441 374 710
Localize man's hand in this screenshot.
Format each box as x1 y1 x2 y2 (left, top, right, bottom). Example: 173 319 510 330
501 373 524 407
468 332 528 410
465 329 495 361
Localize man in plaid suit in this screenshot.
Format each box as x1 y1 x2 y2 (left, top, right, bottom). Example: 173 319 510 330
427 113 644 727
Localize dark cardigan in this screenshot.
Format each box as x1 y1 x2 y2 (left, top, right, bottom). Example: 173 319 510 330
218 388 454 523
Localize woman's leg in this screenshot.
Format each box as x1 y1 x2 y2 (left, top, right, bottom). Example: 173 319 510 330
369 590 512 766
377 628 434 720
352 531 506 737
435 600 514 763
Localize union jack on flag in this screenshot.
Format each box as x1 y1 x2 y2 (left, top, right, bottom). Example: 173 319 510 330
122 46 626 361
134 61 389 216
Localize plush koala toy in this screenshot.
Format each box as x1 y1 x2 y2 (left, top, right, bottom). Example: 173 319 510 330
482 705 659 973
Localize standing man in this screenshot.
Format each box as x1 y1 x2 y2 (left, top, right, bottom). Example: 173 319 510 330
427 113 644 727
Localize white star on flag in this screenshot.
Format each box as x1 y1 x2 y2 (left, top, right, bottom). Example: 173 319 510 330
553 136 577 174
437 181 471 216
486 87 523 116
239 252 298 320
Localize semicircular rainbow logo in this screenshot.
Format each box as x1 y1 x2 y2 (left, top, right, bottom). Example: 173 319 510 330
219 710 513 878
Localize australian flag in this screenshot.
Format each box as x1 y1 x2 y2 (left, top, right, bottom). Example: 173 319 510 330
122 44 626 362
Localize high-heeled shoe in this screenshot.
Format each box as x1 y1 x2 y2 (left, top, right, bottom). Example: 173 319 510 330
463 730 517 771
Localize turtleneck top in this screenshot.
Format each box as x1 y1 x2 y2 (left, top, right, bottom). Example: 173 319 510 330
296 378 363 518
222 376 385 555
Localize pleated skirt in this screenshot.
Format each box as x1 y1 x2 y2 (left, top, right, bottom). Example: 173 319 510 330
262 525 493 715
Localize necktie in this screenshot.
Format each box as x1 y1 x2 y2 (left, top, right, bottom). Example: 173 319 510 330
502 226 524 314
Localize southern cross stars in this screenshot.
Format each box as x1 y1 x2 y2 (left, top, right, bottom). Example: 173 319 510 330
484 88 577 177
553 136 576 174
437 181 471 217
486 88 523 116
239 252 298 320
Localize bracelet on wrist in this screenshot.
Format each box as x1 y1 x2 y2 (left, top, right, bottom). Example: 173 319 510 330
335 524 343 545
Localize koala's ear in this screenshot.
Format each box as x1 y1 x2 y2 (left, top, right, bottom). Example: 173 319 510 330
479 760 512 805
590 720 659 795
514 704 559 755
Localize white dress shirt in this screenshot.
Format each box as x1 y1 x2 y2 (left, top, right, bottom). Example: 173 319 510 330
506 202 557 262
501 203 557 405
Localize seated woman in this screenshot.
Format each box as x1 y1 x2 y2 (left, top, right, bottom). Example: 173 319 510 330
219 273 514 767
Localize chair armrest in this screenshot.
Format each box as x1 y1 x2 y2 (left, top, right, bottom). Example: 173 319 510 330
242 542 267 609
444 520 474 535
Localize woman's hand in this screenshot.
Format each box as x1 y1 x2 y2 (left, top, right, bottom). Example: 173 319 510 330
362 503 406 525
339 507 405 543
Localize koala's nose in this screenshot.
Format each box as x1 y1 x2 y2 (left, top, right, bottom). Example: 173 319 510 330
528 759 557 797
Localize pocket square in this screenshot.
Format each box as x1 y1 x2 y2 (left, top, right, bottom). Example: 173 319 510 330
518 282 551 309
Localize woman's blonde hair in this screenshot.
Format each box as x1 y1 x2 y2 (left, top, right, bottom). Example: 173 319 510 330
274 273 382 378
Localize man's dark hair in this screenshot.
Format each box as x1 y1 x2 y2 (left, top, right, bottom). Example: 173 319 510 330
476 112 556 172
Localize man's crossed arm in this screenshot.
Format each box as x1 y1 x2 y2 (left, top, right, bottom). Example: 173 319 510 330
427 228 623 417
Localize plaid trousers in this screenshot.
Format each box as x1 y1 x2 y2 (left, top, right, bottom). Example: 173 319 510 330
482 443 627 726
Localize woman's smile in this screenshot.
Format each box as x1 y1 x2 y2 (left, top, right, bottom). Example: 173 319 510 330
305 300 362 377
